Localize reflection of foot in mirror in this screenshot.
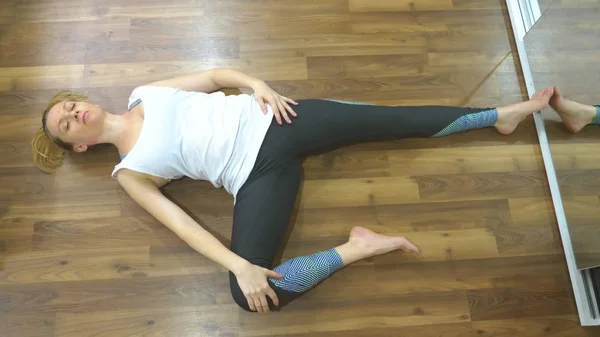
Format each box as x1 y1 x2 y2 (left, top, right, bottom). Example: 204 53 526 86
494 86 554 135
549 86 599 133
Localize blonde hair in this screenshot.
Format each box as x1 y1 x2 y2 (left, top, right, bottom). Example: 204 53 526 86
31 91 89 173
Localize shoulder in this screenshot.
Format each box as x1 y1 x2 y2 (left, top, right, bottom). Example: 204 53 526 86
128 86 180 108
131 85 180 97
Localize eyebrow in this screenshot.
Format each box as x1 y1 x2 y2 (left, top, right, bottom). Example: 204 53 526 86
57 101 66 134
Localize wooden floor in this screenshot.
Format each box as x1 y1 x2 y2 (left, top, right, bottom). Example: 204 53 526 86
2 0 600 336
524 0 600 270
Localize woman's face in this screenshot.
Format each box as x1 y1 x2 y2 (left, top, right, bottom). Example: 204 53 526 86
45 100 106 152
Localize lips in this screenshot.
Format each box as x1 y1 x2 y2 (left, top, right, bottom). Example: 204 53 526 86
82 111 88 124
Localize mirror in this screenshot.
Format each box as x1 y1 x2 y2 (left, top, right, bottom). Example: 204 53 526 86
523 0 600 271
507 0 600 326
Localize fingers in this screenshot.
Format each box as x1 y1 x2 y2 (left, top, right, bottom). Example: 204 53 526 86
266 95 298 125
271 97 289 125
283 101 297 117
247 296 257 312
247 293 274 313
282 97 298 116
267 96 282 125
285 97 299 106
277 101 292 124
267 289 280 307
267 270 283 279
242 288 280 313
237 263 283 314
257 97 268 114
247 295 266 313
258 295 270 313
273 106 282 125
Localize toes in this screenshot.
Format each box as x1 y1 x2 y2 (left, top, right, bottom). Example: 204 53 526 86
399 238 420 255
533 87 554 100
407 247 420 255
554 86 562 97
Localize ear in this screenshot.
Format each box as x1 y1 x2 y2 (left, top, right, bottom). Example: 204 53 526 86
73 144 88 153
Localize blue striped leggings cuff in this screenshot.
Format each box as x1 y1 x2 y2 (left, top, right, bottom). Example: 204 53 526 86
269 248 344 293
323 99 374 106
593 106 600 124
432 108 498 137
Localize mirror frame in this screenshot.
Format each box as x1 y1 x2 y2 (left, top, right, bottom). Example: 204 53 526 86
505 0 600 326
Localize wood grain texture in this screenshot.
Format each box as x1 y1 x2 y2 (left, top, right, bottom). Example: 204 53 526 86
467 277 577 321
471 315 598 337
349 0 453 12
1 0 599 336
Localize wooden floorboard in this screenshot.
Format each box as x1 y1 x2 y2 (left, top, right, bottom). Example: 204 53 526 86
2 0 600 336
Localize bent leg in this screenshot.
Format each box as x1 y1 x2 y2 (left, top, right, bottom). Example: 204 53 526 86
270 226 419 295
229 161 419 312
229 161 304 311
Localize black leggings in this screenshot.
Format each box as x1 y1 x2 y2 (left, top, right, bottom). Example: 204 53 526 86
229 99 495 311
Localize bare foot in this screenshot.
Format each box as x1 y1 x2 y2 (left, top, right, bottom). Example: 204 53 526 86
348 226 420 257
494 87 554 135
549 86 597 133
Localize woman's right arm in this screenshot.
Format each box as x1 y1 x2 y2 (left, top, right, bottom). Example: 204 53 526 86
116 170 282 312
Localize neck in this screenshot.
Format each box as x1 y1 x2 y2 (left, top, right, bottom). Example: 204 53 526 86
96 110 135 154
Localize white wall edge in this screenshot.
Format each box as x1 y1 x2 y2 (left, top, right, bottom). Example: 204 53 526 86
504 0 600 326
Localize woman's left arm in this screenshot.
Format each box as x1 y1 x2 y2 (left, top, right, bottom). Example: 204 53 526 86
148 68 298 125
213 69 298 125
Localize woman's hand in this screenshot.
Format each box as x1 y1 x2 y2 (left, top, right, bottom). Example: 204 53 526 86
251 80 299 125
234 262 283 313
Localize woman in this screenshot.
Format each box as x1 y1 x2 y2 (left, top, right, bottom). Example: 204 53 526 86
30 68 593 314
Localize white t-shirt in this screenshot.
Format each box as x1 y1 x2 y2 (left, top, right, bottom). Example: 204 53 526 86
111 86 274 203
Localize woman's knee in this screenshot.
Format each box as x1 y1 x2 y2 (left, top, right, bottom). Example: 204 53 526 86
229 272 254 312
229 271 286 313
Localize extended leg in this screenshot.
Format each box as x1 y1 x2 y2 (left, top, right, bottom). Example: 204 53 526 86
256 88 555 159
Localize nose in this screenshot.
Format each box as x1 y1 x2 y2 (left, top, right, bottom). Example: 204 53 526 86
67 109 80 122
